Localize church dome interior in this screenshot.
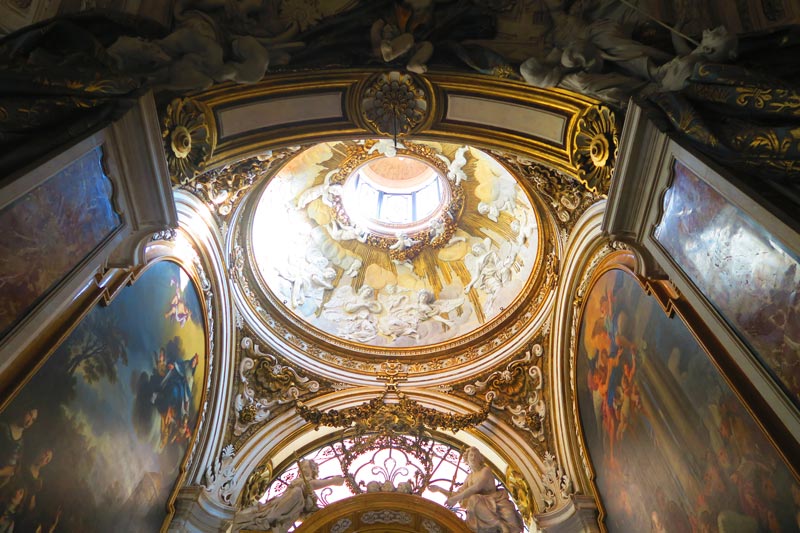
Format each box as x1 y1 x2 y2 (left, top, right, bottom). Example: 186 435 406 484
0 1 799 532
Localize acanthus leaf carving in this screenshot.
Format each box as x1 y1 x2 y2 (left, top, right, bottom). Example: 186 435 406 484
234 336 320 436
541 451 573 512
203 444 237 506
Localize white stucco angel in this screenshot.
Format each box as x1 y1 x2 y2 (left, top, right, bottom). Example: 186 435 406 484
366 138 406 158
276 247 338 315
310 225 363 278
322 285 382 343
477 172 517 223
389 232 421 252
464 239 519 311
233 459 344 533
511 206 537 247
326 219 368 243
379 283 414 313
378 289 464 341
436 146 469 186
296 169 341 210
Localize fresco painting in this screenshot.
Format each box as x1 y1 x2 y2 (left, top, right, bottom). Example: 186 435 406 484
577 268 799 532
0 260 205 532
0 147 121 337
655 160 800 406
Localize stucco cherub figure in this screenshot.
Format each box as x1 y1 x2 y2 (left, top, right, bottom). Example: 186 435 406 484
430 446 524 533
233 459 344 533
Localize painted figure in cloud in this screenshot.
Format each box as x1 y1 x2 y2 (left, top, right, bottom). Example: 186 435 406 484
133 338 199 450
586 283 640 469
165 278 192 327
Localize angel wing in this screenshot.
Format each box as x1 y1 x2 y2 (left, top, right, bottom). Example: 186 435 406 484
450 146 469 184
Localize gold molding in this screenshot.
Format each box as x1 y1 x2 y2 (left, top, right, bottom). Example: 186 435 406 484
162 97 218 185
569 105 618 196
175 70 613 194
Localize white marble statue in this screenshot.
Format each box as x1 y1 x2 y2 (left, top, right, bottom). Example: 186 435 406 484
520 1 740 106
429 447 524 533
370 0 434 74
233 459 344 533
655 26 739 90
107 0 303 91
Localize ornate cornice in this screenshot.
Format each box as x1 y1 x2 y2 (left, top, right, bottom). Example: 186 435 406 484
296 389 491 436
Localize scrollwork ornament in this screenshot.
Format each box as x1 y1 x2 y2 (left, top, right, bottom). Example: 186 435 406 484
570 105 619 196
162 97 216 185
234 337 320 436
422 518 443 533
361 510 413 525
186 147 302 219
151 228 177 241
297 389 490 436
360 71 429 137
492 152 600 232
331 518 353 533
463 343 547 442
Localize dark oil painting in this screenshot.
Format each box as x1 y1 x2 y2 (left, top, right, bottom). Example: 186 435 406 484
655 160 800 407
0 147 121 338
577 268 799 532
0 260 206 532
